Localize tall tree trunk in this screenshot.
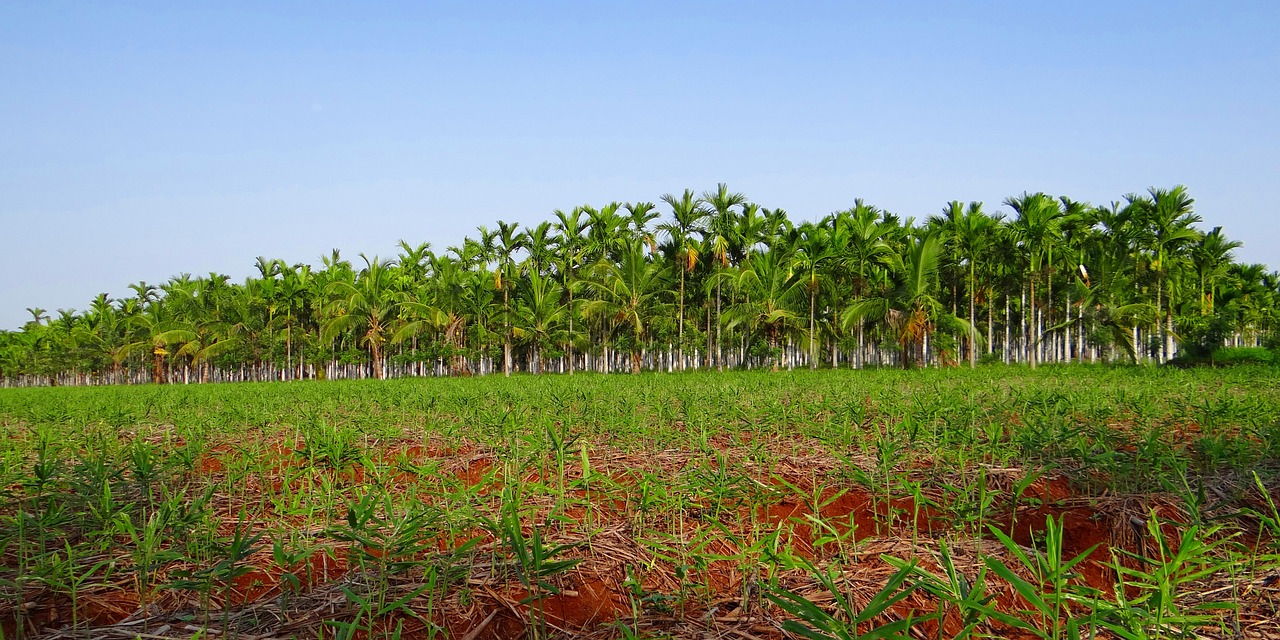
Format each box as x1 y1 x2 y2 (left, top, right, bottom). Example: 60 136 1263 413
809 291 817 370
678 262 685 372
987 291 995 356
1045 268 1053 364
567 279 574 376
371 341 384 380
969 263 977 369
1024 282 1034 368
1155 280 1164 363
706 304 713 369
503 284 512 377
857 322 865 370
715 277 723 372
1064 305 1072 363
1003 293 1011 364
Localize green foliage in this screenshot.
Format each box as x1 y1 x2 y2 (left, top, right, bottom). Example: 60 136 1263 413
4 184 1275 383
765 556 921 640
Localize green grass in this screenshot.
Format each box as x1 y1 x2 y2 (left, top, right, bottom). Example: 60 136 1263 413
1 365 1278 638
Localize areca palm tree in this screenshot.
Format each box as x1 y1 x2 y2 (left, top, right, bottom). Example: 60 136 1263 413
657 189 708 371
521 222 555 278
395 241 433 286
512 271 567 373
486 221 524 377
5 183 1276 385
1005 192 1065 368
947 202 1001 367
321 255 399 380
583 203 629 263
626 201 660 251
792 223 835 369
828 201 898 368
581 240 671 373
842 233 967 368
726 247 807 371
553 207 589 375
1140 185 1202 361
1192 227 1243 315
73 293 130 381
702 183 747 370
1050 245 1155 363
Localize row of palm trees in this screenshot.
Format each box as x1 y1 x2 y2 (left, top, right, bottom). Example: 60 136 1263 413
3 185 1276 385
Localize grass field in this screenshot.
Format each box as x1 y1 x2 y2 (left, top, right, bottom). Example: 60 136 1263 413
1 366 1279 639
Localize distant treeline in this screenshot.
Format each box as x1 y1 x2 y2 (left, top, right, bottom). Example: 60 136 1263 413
3 184 1276 386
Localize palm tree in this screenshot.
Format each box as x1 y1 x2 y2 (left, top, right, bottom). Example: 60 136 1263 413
553 207 588 375
1140 186 1201 362
725 246 807 370
321 255 399 380
702 183 747 370
520 223 555 278
626 202 660 251
121 304 197 384
488 221 524 377
1005 192 1064 368
583 203 629 263
828 201 897 368
657 189 708 371
581 240 671 373
947 202 1001 367
512 271 567 373
1192 227 1243 315
1049 244 1155 363
792 223 834 369
842 233 967 368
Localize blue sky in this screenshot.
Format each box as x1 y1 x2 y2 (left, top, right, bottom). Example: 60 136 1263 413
2 1 1278 329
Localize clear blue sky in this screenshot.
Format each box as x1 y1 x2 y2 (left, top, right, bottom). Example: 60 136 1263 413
3 1 1278 330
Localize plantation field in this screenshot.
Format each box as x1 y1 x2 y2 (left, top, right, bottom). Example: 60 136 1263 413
2 367 1279 639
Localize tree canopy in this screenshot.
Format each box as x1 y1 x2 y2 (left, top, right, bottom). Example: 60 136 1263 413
3 184 1276 385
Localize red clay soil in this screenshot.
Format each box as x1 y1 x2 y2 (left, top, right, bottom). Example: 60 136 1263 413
999 476 1117 591
756 484 947 558
514 578 624 628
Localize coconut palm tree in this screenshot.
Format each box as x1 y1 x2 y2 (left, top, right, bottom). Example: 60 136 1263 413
121 303 197 384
